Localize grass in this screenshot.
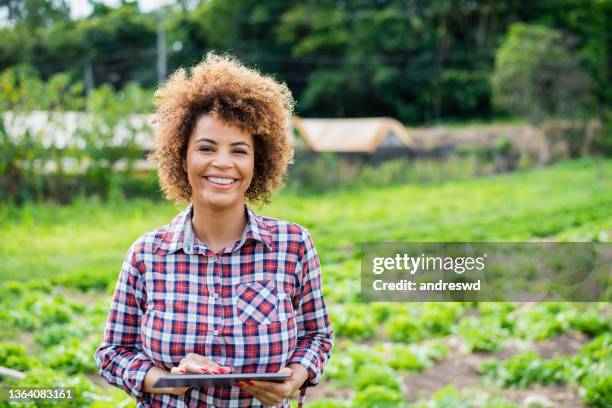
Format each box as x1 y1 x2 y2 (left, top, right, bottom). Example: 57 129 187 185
0 157 611 408
0 158 610 283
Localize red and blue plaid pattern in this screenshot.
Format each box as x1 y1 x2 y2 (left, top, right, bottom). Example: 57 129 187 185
94 204 334 408
235 280 279 325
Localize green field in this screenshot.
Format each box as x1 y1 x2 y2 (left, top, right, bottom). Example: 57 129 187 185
0 158 611 407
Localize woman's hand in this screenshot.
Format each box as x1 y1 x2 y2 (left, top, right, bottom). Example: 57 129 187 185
171 353 233 376
167 353 233 395
238 364 309 406
144 354 233 396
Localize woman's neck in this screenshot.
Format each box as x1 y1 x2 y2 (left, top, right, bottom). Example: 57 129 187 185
190 201 248 254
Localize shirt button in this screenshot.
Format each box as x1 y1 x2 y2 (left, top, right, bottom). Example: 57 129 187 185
211 256 218 262
213 330 219 336
213 292 219 299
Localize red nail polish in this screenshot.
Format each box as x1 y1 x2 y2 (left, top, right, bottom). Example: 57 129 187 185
246 381 254 386
201 367 209 373
236 383 243 388
179 368 186 374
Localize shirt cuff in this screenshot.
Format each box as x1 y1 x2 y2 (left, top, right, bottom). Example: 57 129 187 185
287 348 321 386
95 349 156 398
123 353 156 398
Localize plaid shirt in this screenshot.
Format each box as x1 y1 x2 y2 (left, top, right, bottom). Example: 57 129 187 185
94 204 334 408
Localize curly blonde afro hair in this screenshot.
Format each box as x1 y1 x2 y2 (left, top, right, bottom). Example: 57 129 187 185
149 52 295 205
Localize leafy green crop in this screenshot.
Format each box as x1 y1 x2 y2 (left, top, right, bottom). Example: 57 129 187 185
354 364 401 393
580 370 612 408
385 314 424 344
408 385 519 408
511 303 572 341
0 159 611 407
42 338 99 375
456 316 510 352
328 303 377 340
0 343 38 371
483 351 568 388
351 385 404 408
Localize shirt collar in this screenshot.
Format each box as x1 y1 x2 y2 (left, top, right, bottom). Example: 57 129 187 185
154 203 273 255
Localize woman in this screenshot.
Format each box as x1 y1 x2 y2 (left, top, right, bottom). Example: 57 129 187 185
94 53 334 408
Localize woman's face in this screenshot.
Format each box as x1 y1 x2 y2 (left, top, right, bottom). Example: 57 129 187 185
185 114 255 210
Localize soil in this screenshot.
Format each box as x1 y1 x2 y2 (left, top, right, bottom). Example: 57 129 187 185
307 331 591 406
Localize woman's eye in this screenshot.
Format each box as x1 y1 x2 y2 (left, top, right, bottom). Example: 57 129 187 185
199 146 213 152
234 149 247 155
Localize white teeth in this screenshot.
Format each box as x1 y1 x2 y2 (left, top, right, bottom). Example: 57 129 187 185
206 176 235 185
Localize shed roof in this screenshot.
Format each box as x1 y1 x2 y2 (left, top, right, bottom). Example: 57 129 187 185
292 117 413 152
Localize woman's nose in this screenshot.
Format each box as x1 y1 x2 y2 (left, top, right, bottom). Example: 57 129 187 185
211 151 233 168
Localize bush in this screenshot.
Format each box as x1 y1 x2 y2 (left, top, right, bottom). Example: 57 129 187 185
491 23 593 124
0 65 156 204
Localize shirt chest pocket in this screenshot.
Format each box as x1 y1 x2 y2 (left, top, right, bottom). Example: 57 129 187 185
234 279 294 325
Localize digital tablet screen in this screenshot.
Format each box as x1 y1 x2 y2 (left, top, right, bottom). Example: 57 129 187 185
153 372 292 388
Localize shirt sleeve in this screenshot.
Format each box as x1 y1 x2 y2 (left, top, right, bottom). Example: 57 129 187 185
287 227 334 386
94 242 156 398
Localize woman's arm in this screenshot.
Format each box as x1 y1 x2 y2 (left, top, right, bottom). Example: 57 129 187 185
94 243 157 398
286 227 334 386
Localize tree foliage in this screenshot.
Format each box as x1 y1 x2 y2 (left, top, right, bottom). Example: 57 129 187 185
0 0 610 124
492 23 593 124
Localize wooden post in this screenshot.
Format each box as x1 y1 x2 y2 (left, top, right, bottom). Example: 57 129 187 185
0 366 26 380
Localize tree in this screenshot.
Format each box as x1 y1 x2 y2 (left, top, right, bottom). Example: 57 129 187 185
491 23 593 124
0 0 70 29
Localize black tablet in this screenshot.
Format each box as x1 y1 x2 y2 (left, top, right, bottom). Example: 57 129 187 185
153 372 292 388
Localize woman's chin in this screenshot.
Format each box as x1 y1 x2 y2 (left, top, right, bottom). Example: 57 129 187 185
195 193 241 210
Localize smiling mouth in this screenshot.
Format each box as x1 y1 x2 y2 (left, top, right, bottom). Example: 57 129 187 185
204 176 237 186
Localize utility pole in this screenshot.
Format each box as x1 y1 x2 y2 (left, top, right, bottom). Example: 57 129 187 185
157 14 167 85
84 59 94 110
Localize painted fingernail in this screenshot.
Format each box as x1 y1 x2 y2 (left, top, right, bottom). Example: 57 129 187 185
246 381 254 386
236 382 243 388
201 367 209 373
179 368 186 374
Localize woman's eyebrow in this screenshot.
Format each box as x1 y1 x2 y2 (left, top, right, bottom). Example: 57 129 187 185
195 138 250 148
231 141 251 148
195 137 217 144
